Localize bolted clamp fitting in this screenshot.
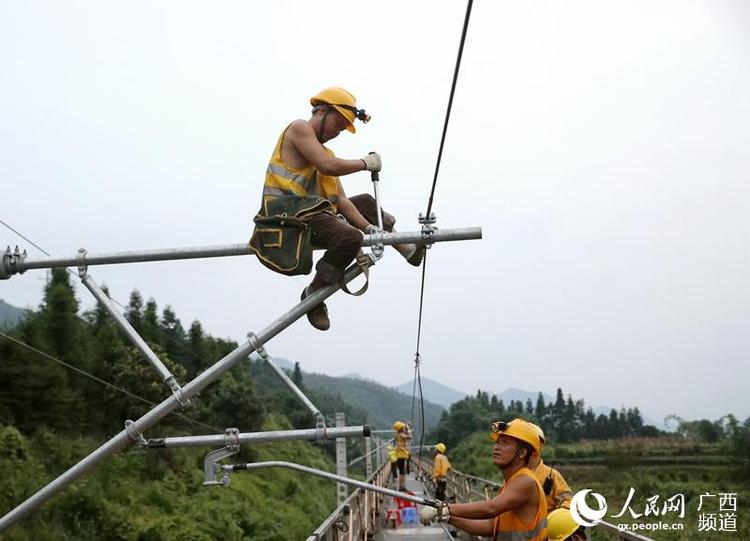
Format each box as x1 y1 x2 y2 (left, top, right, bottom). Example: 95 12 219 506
203 428 241 487
124 419 148 447
1 246 28 280
76 248 88 277
247 332 269 361
418 212 437 248
165 376 192 409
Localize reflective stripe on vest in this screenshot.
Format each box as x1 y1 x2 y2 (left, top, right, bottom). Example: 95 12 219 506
493 518 547 541
492 467 547 541
263 126 340 210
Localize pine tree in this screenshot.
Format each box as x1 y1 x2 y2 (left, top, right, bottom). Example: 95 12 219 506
125 290 144 332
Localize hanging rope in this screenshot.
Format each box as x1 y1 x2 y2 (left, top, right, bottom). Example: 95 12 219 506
424 0 474 221
411 0 474 471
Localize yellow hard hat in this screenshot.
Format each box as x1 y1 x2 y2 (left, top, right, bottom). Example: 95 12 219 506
489 419 542 454
435 443 447 453
310 87 371 133
393 421 406 431
520 419 545 448
547 508 581 541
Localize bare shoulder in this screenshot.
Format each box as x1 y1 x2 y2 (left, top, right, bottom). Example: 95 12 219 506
286 119 314 140
508 473 537 494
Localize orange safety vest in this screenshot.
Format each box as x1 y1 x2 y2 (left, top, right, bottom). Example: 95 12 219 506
263 126 340 211
433 453 451 479
492 467 548 541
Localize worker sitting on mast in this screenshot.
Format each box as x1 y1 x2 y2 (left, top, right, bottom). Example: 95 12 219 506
432 442 452 501
249 87 424 331
523 420 574 512
420 419 548 540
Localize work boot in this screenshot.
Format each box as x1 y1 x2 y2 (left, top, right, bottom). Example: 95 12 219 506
301 287 330 331
394 243 425 267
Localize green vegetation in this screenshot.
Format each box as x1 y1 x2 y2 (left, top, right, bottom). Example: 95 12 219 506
0 270 358 540
435 392 750 540
302 371 444 432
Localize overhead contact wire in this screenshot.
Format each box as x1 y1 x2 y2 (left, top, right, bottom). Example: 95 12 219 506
413 0 473 469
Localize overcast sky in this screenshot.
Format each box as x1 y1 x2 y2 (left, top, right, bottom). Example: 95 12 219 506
1 1 748 425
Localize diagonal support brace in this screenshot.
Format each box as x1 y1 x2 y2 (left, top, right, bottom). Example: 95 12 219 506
248 332 326 432
78 259 191 409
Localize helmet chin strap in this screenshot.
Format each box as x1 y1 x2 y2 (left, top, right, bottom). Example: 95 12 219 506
317 107 331 142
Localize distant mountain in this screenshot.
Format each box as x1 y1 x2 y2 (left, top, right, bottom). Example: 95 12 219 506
303 372 444 433
394 377 468 409
0 299 27 328
249 357 445 433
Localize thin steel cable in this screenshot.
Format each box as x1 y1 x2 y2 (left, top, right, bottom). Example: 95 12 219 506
0 219 52 256
0 218 213 371
0 330 221 433
412 0 473 470
424 0 474 220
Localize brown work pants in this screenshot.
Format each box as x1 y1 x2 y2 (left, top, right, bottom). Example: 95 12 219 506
310 194 394 285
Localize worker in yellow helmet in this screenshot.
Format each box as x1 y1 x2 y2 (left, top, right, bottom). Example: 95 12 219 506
432 443 452 501
393 421 411 491
387 444 399 485
420 419 547 541
547 508 587 541
250 87 424 331
522 420 574 512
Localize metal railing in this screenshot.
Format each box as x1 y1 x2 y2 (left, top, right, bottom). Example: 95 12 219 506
306 462 392 541
414 457 655 541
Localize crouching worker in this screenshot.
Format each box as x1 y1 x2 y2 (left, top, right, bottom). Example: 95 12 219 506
419 419 547 540
249 87 424 331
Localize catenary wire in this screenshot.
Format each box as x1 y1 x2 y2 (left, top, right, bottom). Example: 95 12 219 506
0 219 222 377
0 330 221 433
411 0 474 470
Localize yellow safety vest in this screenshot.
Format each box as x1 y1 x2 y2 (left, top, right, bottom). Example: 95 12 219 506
534 460 573 512
433 453 451 479
263 126 340 211
492 467 548 541
395 431 410 460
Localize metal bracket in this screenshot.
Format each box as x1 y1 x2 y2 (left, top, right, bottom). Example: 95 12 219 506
202 428 240 487
76 248 88 278
0 245 27 280
164 376 192 409
247 332 269 361
418 212 437 249
124 420 148 447
368 227 385 260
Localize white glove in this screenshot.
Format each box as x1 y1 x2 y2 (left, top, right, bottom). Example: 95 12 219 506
363 224 381 235
419 506 438 526
361 152 382 172
420 502 450 526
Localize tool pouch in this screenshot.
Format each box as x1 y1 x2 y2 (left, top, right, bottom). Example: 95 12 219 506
249 196 334 276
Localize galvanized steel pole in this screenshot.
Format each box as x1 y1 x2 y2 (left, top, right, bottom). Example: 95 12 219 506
1 227 481 278
146 426 369 449
80 273 188 405
335 413 348 506
229 461 435 508
0 262 368 532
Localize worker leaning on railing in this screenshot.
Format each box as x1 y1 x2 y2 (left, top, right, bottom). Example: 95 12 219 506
420 418 547 541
